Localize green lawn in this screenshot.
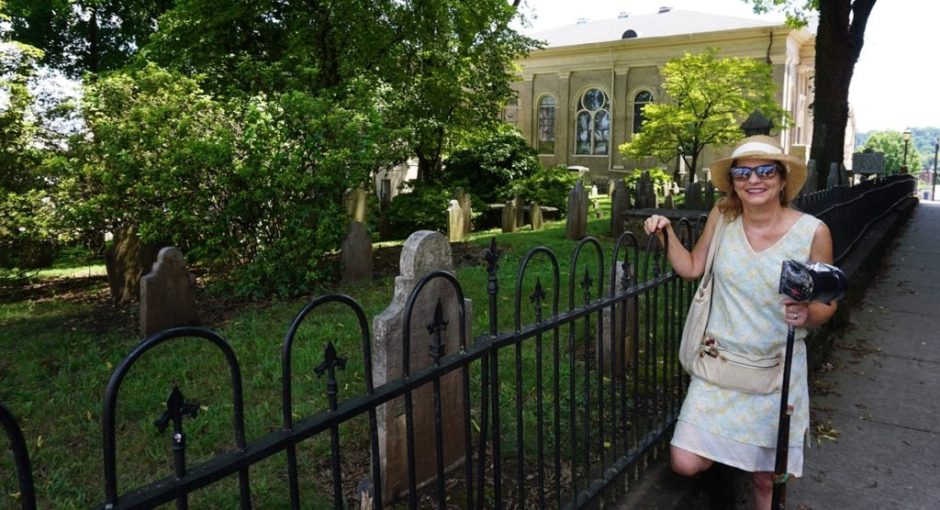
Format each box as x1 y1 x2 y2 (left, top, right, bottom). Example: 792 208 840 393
1 203 678 508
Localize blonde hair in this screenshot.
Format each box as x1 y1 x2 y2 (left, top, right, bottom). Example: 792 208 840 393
716 164 790 221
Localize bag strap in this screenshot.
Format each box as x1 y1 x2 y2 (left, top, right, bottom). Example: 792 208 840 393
700 215 727 286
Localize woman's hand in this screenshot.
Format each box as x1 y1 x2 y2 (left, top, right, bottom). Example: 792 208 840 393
644 214 671 236
781 297 811 328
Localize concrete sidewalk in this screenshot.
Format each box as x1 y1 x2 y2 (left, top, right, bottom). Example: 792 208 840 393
788 201 940 509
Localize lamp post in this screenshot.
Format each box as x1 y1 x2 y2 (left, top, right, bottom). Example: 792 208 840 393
902 129 912 174
932 138 939 201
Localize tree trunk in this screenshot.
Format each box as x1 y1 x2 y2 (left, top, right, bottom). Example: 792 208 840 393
809 0 876 190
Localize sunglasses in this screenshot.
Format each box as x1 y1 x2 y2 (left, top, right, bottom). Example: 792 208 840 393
729 163 781 182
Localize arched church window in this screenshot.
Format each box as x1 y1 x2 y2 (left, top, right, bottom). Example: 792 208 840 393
633 90 654 134
575 88 610 155
537 96 556 154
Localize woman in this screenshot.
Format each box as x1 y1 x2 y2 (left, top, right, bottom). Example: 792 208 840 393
643 135 837 509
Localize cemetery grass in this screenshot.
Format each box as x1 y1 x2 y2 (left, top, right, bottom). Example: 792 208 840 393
0 205 684 508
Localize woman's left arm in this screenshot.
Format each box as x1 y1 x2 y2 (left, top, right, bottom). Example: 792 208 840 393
783 222 838 328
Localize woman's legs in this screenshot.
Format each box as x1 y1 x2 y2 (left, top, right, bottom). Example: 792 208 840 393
751 471 773 510
670 445 713 476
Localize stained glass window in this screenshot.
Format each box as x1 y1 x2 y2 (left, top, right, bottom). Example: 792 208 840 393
537 96 556 154
633 90 654 134
575 88 610 155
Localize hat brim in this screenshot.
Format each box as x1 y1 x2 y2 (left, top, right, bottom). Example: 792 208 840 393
711 150 807 203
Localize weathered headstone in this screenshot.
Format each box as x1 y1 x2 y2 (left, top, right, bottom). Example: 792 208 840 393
511 196 524 230
501 200 517 233
105 225 162 305
373 231 472 501
530 203 544 231
455 188 472 236
685 181 707 211
342 221 373 284
601 262 636 376
344 186 369 223
663 182 675 209
635 171 657 209
566 181 588 240
140 247 197 337
447 200 465 242
610 180 630 239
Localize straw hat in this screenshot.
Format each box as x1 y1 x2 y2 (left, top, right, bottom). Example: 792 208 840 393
710 135 807 202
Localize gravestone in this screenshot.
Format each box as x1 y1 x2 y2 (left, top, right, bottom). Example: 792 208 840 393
530 203 544 230
140 247 197 337
447 200 465 242
501 200 517 233
663 182 675 209
344 186 369 223
566 181 588 240
635 171 657 209
685 181 707 211
341 221 373 284
511 196 524 229
601 262 637 376
610 180 630 239
455 188 472 236
373 231 472 501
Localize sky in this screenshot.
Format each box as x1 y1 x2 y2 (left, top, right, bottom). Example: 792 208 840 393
516 0 938 133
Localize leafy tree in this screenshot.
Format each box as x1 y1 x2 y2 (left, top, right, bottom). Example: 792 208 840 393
0 33 59 274
745 0 878 189
618 48 786 181
508 165 579 213
861 131 922 175
4 0 175 76
443 124 541 204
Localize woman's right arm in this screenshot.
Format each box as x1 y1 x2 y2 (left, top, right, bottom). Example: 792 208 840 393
643 207 722 281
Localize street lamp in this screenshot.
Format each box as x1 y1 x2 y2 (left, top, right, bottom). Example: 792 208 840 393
902 129 912 174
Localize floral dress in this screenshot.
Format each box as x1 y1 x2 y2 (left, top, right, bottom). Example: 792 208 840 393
671 213 821 476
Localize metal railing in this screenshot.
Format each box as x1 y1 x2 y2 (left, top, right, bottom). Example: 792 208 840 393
1 175 916 509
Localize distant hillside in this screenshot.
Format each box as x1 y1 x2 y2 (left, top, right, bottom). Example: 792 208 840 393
856 127 939 166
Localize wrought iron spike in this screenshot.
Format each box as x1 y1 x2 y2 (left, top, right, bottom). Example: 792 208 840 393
154 386 199 432
581 268 593 290
315 342 347 378
530 279 546 305
485 237 500 275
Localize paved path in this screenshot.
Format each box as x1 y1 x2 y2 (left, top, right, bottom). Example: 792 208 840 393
788 201 940 509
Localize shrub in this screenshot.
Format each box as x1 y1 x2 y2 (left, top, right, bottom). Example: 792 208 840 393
443 124 541 204
383 183 451 240
508 165 579 214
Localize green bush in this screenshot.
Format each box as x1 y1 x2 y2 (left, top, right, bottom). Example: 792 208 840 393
443 124 541 204
383 183 451 240
508 165 579 214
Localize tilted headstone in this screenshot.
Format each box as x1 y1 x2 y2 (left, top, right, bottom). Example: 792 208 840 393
341 221 373 284
635 171 657 209
501 200 517 233
344 186 369 223
105 226 161 305
610 180 630 239
373 231 472 501
140 247 197 337
447 200 465 242
455 188 472 235
530 203 544 230
601 262 637 376
566 181 588 240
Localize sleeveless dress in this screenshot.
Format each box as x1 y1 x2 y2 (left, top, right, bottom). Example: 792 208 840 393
671 212 821 476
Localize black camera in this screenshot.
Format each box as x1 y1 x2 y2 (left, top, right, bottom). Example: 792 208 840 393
778 260 848 304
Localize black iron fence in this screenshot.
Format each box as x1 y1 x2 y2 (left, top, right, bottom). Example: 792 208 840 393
1 175 916 509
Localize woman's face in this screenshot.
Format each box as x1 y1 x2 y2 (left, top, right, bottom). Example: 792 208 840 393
731 157 785 208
